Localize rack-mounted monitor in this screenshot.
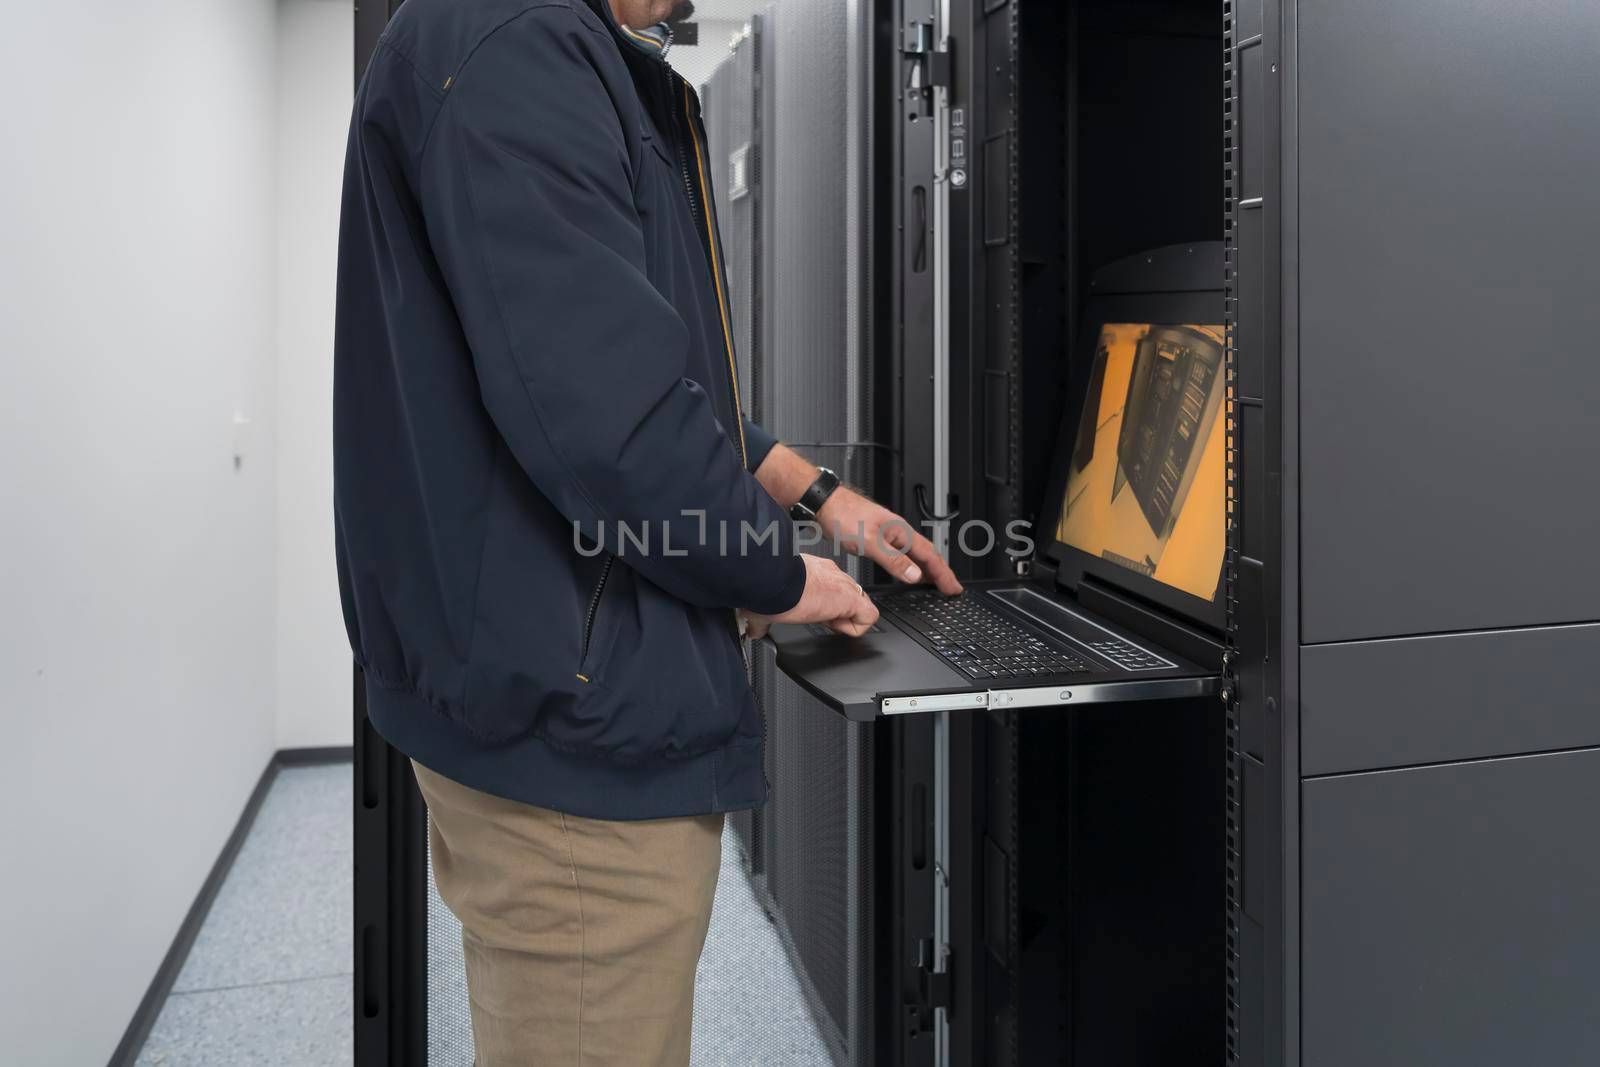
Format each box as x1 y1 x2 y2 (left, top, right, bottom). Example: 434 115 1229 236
1043 243 1227 633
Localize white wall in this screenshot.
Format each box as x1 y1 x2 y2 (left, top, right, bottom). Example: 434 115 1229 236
0 1 281 1062
275 0 355 749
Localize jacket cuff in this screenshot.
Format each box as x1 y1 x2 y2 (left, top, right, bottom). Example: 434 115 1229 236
746 547 807 617
742 417 779 474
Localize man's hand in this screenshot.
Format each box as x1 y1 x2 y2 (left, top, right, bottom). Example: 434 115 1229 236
742 554 879 640
751 444 963 596
815 487 964 595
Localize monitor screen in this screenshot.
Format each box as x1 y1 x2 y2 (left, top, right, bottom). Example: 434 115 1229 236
1054 322 1225 604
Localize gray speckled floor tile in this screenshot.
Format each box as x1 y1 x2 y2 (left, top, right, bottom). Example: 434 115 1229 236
689 827 834 1067
135 974 352 1067
243 765 352 861
171 844 352 992
171 764 353 993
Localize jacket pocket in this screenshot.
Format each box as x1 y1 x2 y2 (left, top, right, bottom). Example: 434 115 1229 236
633 130 677 198
576 553 616 681
542 565 754 763
455 475 594 744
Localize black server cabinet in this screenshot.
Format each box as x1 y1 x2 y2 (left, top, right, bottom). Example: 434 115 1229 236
1224 0 1284 1062
1231 1 1600 1063
699 12 767 881
712 4 930 1065
1280 2 1600 1066
960 1 1600 1065
946 2 1229 1064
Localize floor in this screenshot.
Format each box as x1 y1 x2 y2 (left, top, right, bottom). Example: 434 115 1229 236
137 763 832 1066
137 765 353 1066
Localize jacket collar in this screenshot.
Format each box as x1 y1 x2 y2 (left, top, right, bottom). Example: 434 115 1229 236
583 0 672 61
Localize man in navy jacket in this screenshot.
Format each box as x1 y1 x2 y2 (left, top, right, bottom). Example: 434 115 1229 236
334 0 960 1060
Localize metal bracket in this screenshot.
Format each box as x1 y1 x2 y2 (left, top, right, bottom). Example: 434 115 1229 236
903 20 935 53
903 20 952 91
910 936 954 1032
882 691 990 715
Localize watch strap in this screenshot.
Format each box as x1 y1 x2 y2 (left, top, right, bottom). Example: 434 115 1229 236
790 467 841 522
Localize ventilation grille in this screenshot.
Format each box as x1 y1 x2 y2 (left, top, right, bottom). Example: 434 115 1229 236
729 648 769 875
753 637 876 1067
765 0 875 489
703 13 765 879
770 665 855 1054
699 13 762 421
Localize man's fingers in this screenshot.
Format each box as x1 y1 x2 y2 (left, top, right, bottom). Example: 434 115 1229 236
877 521 962 594
744 615 772 640
856 591 879 626
915 543 960 591
886 550 922 584
898 531 963 594
829 611 874 637
869 524 924 584
828 588 878 636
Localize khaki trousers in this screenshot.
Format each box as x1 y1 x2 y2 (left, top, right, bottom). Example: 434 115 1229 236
412 761 725 1066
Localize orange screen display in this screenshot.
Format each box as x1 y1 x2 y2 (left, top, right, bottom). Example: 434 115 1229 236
1055 322 1225 602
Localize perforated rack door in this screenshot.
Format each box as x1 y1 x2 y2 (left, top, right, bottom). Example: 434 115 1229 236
700 15 763 425
702 16 767 876
761 0 881 495
756 2 896 1062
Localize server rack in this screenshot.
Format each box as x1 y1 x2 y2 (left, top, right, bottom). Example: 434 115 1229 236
1257 3 1600 1065
942 2 1600 1066
700 11 766 878
697 4 928 1062
937 4 1228 1064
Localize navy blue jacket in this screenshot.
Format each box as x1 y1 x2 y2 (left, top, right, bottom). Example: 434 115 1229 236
334 0 806 819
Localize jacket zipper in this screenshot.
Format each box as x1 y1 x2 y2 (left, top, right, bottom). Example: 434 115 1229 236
674 78 748 465
576 554 615 681
675 82 758 658
670 78 702 223
614 26 765 758
677 143 702 225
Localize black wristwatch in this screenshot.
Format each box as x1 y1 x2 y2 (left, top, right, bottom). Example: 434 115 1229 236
790 466 841 523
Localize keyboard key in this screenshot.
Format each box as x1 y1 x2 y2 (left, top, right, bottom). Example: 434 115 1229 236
881 591 1097 679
